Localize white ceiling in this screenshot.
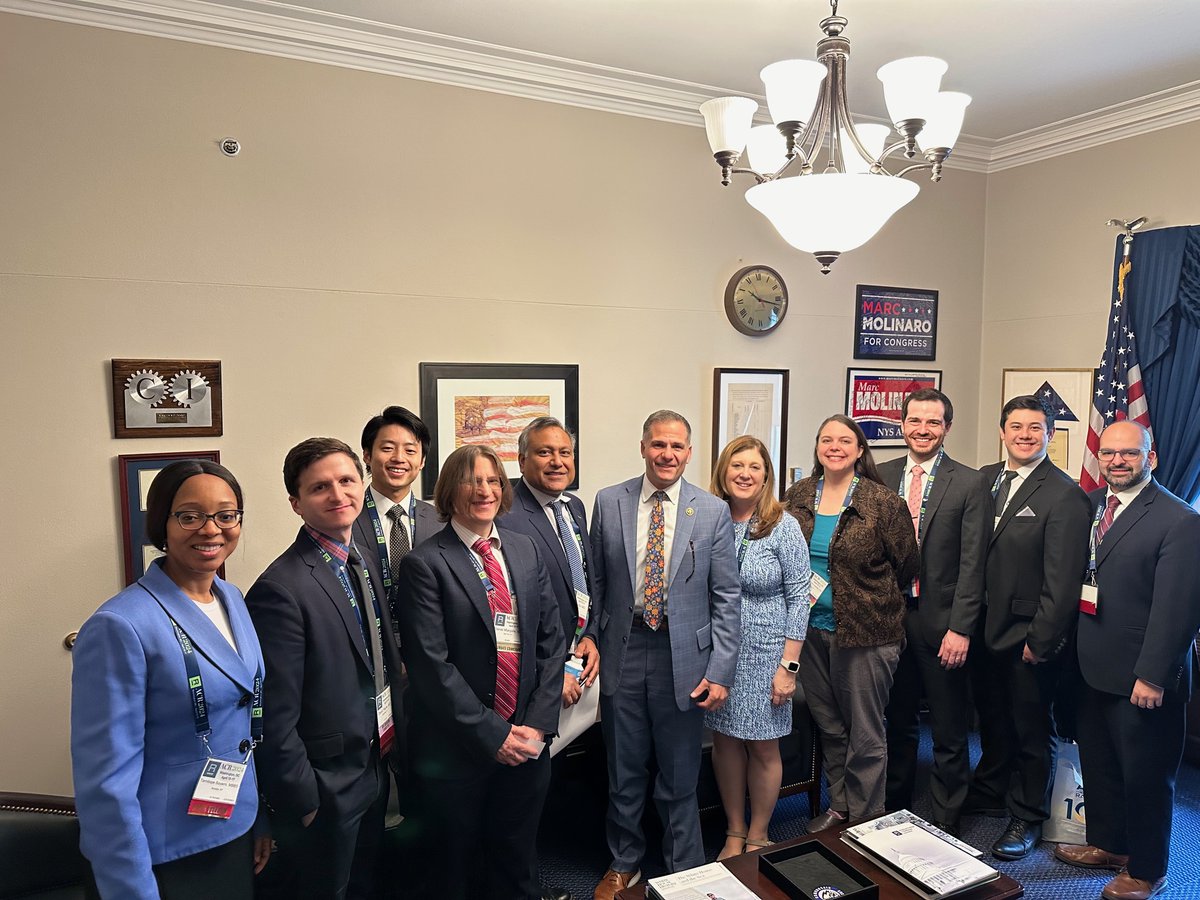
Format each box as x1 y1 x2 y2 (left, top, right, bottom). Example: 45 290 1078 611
8 0 1200 168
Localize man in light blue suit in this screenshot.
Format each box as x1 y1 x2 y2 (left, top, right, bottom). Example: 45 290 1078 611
588 410 741 899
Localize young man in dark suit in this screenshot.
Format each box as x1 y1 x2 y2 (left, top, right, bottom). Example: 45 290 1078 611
972 395 1091 860
246 438 404 900
1053 421 1200 900
881 389 989 836
497 416 599 710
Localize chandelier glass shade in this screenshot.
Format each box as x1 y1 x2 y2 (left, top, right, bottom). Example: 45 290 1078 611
699 1 970 273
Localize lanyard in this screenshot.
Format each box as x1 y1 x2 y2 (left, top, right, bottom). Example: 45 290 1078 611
735 517 756 571
990 467 1014 497
554 500 590 583
362 490 414 593
143 584 263 755
464 540 519 605
1086 501 1106 582
896 448 944 545
814 475 860 521
310 536 387 673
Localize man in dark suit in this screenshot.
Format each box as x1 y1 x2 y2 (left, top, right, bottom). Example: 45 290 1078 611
395 444 566 900
589 410 741 899
497 416 599 710
972 395 1091 860
246 438 404 899
882 389 988 835
1052 421 1200 900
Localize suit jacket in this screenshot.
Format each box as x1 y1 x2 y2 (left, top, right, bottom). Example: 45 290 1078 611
245 527 404 825
981 456 1092 657
1079 479 1200 697
71 561 264 900
877 454 989 644
395 523 565 777
497 479 594 654
588 476 741 710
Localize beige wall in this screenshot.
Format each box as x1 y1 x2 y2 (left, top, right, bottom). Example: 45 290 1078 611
3 10 1004 793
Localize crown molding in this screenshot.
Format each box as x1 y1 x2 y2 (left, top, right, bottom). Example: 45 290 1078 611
3 0 1194 175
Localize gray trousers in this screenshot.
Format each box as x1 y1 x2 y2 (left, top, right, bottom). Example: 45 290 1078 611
600 625 705 874
799 628 902 820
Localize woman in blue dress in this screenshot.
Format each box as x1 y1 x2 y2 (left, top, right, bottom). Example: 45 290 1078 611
705 436 811 859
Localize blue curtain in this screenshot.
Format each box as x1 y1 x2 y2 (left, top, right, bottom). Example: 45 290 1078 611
1123 225 1200 504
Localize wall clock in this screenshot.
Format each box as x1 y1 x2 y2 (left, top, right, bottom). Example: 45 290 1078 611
724 265 788 336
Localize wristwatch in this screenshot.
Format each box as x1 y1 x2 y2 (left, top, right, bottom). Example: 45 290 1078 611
779 659 800 673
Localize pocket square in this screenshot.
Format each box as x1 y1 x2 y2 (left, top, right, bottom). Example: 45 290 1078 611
1015 506 1037 517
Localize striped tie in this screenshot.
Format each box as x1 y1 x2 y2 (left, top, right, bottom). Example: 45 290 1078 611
473 538 519 721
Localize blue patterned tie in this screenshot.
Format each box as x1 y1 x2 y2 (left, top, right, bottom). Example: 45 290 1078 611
643 491 667 630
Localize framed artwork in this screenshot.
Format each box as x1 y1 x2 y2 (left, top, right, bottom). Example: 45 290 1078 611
1000 368 1095 480
712 368 789 497
845 368 943 448
111 359 223 438
418 362 580 498
853 285 939 361
118 450 221 585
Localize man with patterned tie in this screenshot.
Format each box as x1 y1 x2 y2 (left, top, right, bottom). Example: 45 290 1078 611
1053 421 1200 900
497 416 600 710
246 438 405 899
972 395 1091 860
881 389 989 836
395 444 565 900
588 410 741 899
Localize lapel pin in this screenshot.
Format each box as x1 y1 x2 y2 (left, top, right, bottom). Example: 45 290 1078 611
685 507 695 517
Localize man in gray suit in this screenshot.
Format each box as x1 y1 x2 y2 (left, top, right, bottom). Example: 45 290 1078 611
881 388 988 836
588 410 741 899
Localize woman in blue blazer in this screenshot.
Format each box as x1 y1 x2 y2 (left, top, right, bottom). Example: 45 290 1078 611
72 460 269 899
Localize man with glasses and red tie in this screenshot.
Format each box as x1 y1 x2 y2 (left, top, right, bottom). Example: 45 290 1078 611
1052 421 1200 900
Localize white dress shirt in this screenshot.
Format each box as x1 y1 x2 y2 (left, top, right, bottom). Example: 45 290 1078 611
633 476 682 614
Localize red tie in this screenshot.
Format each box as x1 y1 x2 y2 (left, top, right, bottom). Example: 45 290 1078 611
473 538 519 721
1095 494 1122 544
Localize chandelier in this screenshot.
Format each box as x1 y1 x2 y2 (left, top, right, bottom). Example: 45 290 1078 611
699 0 970 273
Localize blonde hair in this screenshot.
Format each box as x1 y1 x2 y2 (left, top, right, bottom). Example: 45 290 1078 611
710 435 783 539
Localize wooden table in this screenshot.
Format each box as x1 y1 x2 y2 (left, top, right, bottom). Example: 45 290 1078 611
617 825 1023 900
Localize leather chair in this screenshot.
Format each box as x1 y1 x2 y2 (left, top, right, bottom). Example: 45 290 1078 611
0 792 87 899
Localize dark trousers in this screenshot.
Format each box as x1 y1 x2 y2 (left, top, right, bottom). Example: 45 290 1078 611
86 831 253 900
1076 684 1186 881
885 610 972 823
969 644 1061 822
601 624 705 874
410 751 550 900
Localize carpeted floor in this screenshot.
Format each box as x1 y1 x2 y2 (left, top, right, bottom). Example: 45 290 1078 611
537 723 1200 898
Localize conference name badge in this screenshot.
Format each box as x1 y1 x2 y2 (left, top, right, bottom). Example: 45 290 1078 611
188 758 247 819
376 686 395 755
808 572 829 608
495 610 521 654
1079 584 1098 616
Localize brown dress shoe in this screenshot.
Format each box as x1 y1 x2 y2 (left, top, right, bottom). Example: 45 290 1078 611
593 868 641 900
1053 843 1131 871
1101 872 1168 900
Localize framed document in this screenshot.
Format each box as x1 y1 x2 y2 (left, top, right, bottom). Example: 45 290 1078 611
712 368 789 496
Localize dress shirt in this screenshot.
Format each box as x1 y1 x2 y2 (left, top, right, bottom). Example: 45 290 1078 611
523 478 568 535
996 458 1043 517
633 476 682 614
370 484 414 551
450 518 521 656
1104 475 1151 523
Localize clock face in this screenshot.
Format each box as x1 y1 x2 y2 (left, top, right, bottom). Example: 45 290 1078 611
725 266 788 335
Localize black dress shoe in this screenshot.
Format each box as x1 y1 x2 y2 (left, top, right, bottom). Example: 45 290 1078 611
991 818 1042 860
541 888 571 900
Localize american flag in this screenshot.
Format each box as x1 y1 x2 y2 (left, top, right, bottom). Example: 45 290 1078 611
1080 245 1154 491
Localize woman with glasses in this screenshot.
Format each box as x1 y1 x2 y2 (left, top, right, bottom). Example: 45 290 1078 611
705 436 810 859
72 460 270 899
394 444 565 900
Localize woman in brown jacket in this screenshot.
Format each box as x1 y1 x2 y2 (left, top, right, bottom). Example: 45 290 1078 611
783 414 920 829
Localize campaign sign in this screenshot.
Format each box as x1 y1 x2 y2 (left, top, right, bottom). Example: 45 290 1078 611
854 285 939 361
846 368 942 447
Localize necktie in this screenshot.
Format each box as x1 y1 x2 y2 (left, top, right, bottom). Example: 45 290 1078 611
993 470 1018 518
906 464 925 535
347 555 393 754
473 538 519 721
386 505 411 581
1095 494 1122 544
643 491 667 630
551 501 588 638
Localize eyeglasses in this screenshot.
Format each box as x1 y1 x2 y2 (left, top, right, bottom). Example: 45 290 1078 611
1097 449 1145 461
170 510 244 530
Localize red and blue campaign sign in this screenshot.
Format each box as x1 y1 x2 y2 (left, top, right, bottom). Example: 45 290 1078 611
854 284 939 361
845 368 942 447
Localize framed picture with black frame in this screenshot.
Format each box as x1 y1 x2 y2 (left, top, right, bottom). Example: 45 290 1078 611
853 284 939 361
712 368 789 497
845 368 942 448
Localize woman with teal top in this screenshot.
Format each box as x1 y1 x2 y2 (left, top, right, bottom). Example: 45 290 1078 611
783 415 920 831
705 436 811 859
